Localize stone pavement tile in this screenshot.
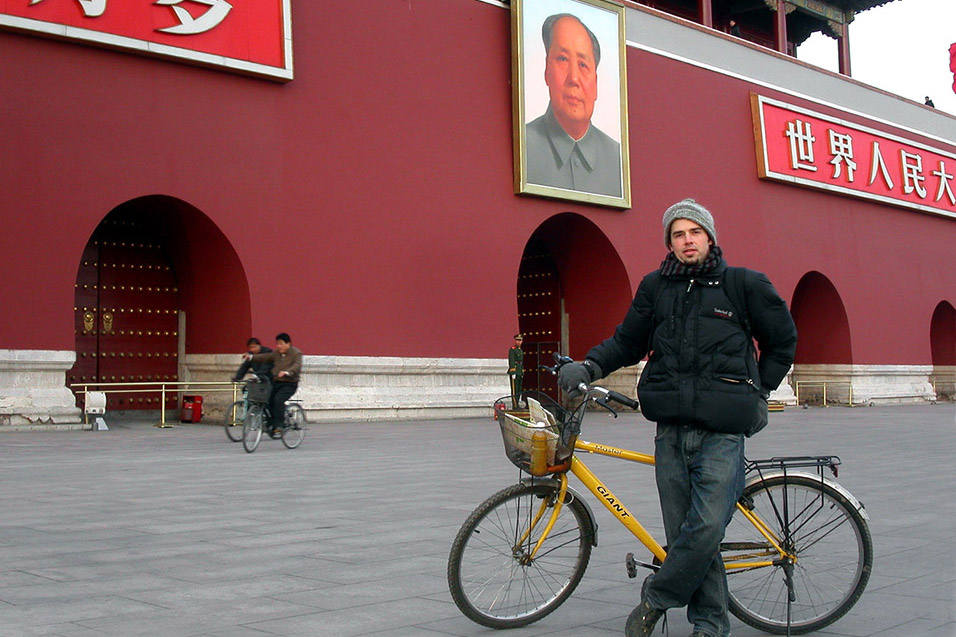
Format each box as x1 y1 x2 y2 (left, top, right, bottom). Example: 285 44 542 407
870 616 956 636
245 597 461 636
119 574 331 610
817 589 951 637
0 570 58 588
277 572 447 611
2 623 108 637
0 573 188 605
74 596 326 636
289 554 449 589
0 594 162 630
385 596 628 637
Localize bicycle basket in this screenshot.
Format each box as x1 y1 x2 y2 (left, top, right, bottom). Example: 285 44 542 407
245 379 271 403
495 392 572 474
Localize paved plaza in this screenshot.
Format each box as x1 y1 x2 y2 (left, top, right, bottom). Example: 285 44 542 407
1 402 954 636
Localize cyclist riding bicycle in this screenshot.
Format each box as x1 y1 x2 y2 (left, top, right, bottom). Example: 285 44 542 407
232 337 273 382
239 332 302 436
559 199 797 637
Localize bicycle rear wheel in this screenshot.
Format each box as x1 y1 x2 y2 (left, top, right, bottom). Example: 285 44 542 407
242 405 263 453
223 400 246 442
281 404 306 449
723 474 872 634
447 482 594 629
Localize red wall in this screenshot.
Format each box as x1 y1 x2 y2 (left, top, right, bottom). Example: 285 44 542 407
1 0 954 365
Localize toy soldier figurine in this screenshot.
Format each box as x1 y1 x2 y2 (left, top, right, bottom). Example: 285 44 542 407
508 334 524 408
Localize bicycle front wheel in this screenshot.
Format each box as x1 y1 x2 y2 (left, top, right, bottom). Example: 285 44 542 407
724 474 872 634
281 404 306 449
242 405 263 453
223 400 246 442
447 482 594 629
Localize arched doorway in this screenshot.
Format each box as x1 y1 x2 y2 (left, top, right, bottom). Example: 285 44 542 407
791 271 852 365
789 271 852 404
517 214 632 398
69 196 251 411
930 301 955 399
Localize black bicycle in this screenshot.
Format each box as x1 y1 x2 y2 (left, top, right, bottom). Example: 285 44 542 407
240 377 306 453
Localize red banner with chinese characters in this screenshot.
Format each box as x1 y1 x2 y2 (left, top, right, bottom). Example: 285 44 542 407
752 94 956 220
0 0 292 81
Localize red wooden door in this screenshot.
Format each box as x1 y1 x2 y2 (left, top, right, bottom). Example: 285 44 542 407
517 237 561 399
69 217 180 410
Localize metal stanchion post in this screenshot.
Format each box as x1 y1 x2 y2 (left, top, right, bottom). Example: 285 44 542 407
156 384 174 428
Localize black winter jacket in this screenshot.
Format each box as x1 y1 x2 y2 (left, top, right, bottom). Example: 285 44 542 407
233 346 274 381
586 260 797 433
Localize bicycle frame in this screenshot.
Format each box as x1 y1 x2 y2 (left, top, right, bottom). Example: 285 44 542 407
524 436 792 573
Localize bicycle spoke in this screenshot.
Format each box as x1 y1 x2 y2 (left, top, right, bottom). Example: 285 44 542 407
448 483 592 628
726 475 872 634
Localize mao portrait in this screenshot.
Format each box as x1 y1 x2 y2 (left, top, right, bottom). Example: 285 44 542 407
512 0 630 208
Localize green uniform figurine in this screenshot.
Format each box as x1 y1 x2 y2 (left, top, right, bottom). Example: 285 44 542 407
508 334 524 408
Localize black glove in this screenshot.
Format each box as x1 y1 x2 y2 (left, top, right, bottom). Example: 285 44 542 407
558 360 602 396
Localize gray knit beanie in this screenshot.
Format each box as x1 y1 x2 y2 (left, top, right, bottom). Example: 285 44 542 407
662 198 717 247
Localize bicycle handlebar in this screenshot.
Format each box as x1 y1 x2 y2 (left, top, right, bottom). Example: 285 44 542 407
544 353 640 411
586 384 640 411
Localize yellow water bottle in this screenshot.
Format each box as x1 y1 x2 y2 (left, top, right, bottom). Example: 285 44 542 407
529 429 548 476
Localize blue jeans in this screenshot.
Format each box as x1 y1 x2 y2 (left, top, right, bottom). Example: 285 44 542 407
644 425 745 637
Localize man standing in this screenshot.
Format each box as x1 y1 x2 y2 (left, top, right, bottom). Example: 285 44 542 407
247 333 303 435
508 334 524 408
526 13 622 198
559 199 797 637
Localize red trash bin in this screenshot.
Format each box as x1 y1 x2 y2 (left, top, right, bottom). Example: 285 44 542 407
180 395 203 423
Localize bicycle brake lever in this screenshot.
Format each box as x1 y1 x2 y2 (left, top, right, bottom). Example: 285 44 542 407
594 397 618 418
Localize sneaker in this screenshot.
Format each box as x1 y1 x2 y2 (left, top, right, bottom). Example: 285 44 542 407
625 599 663 636
625 579 664 637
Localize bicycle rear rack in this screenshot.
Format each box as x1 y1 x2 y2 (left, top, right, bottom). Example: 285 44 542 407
746 455 841 478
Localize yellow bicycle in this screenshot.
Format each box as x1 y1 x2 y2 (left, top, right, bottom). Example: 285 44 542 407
447 378 872 634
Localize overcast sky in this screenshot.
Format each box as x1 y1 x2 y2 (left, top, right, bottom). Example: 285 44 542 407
796 0 956 116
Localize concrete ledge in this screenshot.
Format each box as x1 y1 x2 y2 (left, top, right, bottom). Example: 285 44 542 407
185 354 511 422
0 350 82 427
792 364 938 405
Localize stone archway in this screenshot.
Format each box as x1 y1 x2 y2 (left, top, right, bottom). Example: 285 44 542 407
789 271 852 404
517 213 632 398
69 195 250 414
930 301 956 399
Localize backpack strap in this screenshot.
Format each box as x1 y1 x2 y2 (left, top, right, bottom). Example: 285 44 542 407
723 267 751 339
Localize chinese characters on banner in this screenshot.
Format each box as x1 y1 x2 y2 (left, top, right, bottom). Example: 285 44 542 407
0 0 292 81
752 94 956 220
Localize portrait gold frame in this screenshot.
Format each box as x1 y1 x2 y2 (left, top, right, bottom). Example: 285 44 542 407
512 0 630 209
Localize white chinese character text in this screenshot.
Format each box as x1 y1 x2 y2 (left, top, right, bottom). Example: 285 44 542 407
900 150 927 198
932 160 956 206
785 120 817 171
868 142 894 190
827 129 857 182
29 0 105 18
156 0 233 35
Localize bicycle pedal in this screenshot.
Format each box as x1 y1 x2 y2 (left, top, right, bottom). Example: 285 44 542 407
625 552 637 578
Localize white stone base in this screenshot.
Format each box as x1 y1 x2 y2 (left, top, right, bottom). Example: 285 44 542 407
792 364 938 405
0 350 83 427
1 351 946 429
930 366 955 401
185 354 511 423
